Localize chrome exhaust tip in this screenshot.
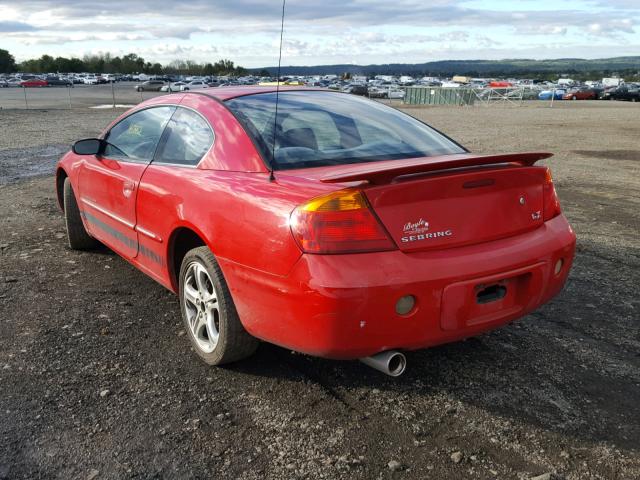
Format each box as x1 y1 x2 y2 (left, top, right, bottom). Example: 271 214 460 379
360 350 407 377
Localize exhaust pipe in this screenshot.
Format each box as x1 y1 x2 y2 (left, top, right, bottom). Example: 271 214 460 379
360 350 406 377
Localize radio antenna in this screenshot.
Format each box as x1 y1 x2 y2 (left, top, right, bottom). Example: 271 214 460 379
269 0 286 182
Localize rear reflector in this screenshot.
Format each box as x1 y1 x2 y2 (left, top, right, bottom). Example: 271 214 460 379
542 167 562 221
395 295 416 315
290 189 397 254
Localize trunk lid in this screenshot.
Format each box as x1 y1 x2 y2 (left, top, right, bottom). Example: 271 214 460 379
364 165 547 252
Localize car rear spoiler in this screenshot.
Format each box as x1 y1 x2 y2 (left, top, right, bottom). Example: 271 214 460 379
320 152 553 185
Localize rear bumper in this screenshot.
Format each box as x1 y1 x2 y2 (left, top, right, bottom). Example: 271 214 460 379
221 214 576 359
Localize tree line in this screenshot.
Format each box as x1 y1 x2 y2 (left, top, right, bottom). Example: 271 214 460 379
0 49 249 76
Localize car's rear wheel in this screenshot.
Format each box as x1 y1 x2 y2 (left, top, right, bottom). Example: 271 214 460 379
63 178 98 250
179 247 258 365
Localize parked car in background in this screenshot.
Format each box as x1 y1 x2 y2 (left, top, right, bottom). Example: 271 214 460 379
367 86 388 98
387 88 405 99
609 84 640 102
45 76 73 87
135 80 166 92
56 88 575 374
0 79 8 88
348 85 369 96
180 80 209 91
20 78 48 87
83 75 99 85
589 87 604 99
538 89 565 100
562 88 596 100
160 82 187 92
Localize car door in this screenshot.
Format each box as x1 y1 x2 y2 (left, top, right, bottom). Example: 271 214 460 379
134 106 215 281
78 106 175 259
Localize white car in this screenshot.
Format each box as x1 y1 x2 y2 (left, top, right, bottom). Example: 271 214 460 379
180 81 209 91
388 88 405 99
160 82 187 92
83 76 98 85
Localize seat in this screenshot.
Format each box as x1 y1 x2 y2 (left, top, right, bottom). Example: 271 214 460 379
279 127 318 150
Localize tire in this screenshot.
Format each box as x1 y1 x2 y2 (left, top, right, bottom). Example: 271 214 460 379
179 246 258 365
572 96 577 100
63 178 98 250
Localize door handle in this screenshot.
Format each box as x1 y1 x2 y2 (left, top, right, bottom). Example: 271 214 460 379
123 180 135 198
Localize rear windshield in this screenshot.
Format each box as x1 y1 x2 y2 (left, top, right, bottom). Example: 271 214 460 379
225 91 466 170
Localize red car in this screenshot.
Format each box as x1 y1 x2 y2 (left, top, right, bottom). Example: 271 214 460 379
563 88 597 100
56 88 575 376
20 78 48 87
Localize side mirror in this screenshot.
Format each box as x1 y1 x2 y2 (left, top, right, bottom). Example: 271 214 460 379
72 138 103 156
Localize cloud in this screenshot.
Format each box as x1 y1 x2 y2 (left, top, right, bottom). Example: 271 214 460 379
0 0 638 65
0 20 36 32
3 0 637 29
585 19 635 37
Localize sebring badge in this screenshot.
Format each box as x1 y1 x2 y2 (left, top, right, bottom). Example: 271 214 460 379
401 218 453 243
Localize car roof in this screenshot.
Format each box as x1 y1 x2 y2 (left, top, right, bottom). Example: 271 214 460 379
192 86 326 101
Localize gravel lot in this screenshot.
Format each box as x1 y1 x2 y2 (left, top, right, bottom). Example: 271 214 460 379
0 101 639 480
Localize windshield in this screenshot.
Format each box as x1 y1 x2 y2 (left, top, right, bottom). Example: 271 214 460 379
225 91 466 170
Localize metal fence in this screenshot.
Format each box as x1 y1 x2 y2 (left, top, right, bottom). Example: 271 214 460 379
0 83 165 110
403 87 477 106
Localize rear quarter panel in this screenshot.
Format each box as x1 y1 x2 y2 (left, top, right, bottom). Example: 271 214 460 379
135 168 337 291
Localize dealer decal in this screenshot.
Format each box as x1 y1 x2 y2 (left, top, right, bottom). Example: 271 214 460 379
401 217 453 243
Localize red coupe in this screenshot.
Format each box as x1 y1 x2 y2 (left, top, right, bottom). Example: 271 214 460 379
20 78 48 87
562 88 597 100
56 88 575 376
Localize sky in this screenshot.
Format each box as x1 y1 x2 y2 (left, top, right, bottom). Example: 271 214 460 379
0 0 638 68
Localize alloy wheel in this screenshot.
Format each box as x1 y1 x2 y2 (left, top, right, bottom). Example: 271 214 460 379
183 261 220 353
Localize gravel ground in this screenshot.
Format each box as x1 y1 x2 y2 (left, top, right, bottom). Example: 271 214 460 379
0 101 639 480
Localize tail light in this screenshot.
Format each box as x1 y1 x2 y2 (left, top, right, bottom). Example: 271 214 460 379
543 167 562 221
290 189 397 254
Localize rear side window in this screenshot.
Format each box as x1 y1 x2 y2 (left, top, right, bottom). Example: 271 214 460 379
104 106 175 162
154 108 214 166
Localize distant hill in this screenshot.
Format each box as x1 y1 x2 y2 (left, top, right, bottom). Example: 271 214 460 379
251 57 640 79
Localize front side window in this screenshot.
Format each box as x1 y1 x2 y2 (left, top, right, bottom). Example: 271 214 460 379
103 106 175 162
154 108 214 166
226 91 466 170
